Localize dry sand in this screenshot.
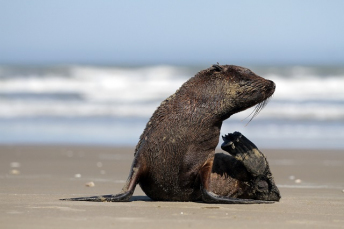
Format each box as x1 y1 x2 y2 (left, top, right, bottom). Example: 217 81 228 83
1 145 343 229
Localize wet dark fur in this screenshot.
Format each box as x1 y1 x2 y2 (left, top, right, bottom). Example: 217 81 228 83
61 64 279 204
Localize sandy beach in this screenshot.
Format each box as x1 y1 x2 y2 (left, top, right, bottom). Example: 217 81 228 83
1 145 343 229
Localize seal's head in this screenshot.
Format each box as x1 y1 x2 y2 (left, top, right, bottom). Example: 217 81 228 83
184 64 275 122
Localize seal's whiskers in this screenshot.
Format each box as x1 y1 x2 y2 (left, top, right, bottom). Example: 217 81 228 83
244 98 270 126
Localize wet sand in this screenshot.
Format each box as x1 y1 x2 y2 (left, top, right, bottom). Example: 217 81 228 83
1 145 343 229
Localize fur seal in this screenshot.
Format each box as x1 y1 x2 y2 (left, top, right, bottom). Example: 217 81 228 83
61 64 279 204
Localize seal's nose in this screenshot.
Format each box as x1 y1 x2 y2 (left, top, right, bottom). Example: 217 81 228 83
268 80 275 87
267 80 276 95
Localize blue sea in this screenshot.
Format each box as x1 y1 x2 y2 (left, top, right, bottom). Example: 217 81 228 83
1 65 343 149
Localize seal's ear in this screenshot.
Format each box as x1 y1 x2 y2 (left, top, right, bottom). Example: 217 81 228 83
211 63 223 72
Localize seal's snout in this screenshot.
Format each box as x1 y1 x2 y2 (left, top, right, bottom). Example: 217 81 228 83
262 79 275 100
268 80 275 87
268 80 276 94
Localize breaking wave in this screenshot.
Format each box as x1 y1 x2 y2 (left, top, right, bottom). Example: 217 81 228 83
0 65 343 121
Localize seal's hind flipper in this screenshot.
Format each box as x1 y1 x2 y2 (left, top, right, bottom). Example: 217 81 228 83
199 154 280 204
221 132 267 176
60 191 133 202
200 157 275 204
219 131 281 202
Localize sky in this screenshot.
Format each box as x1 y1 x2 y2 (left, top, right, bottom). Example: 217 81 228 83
1 0 344 65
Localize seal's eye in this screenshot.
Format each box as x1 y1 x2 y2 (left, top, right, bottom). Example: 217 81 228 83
239 79 253 86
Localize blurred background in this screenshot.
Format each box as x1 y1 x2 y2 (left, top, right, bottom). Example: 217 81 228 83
0 0 343 149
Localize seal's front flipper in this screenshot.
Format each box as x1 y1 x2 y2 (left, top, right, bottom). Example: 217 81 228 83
200 157 274 204
60 157 142 202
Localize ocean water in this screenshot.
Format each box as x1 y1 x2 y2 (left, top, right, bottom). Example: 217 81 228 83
0 65 343 149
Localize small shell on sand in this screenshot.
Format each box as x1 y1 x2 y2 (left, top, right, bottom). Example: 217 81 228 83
295 179 302 184
74 174 81 178
10 169 20 175
85 182 95 187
